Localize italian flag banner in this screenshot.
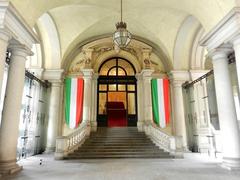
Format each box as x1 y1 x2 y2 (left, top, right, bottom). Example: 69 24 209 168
151 78 170 128
65 77 84 129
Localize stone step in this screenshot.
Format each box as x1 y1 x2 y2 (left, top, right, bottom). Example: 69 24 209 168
78 145 162 148
83 143 155 146
66 154 174 159
89 136 148 138
89 136 150 140
75 149 165 152
72 151 169 155
79 146 161 151
87 139 153 144
84 141 154 144
68 152 171 155
83 139 153 144
89 137 151 141
90 134 148 139
82 143 154 148
66 127 173 159
79 147 161 150
75 151 166 154
92 132 142 134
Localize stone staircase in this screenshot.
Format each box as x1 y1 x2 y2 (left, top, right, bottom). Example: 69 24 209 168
66 127 174 159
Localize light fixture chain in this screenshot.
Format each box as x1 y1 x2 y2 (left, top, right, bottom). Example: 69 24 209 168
121 0 122 22
113 0 131 48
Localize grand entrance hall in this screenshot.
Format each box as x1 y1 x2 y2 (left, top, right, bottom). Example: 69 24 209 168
1 0 240 179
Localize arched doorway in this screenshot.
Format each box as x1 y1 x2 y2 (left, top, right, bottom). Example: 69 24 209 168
97 57 137 127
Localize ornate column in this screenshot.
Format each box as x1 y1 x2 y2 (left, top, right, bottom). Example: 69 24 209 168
90 73 98 131
170 71 189 150
0 31 11 95
209 48 240 169
141 69 154 128
43 70 64 152
82 69 94 129
0 44 31 175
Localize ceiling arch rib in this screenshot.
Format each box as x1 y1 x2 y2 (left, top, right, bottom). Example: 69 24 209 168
61 34 172 73
173 15 203 70
37 13 61 69
190 26 206 70
62 35 168 73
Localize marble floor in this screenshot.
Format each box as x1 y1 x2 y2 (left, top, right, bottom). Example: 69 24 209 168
3 153 240 180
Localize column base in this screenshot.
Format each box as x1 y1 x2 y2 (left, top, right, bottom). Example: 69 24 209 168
54 152 65 160
90 121 97 132
0 159 22 176
170 150 184 159
44 147 56 153
181 146 190 152
221 157 240 170
137 121 144 132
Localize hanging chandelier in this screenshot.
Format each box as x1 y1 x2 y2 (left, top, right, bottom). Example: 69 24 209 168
113 0 131 48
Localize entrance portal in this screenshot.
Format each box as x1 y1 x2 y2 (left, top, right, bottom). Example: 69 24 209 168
97 57 137 127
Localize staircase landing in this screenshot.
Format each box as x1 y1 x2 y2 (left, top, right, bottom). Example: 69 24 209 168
66 127 174 159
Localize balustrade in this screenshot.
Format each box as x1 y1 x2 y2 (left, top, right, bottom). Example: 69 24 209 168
145 123 183 158
55 123 90 160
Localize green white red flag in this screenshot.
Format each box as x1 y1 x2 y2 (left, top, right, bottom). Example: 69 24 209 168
151 78 170 128
65 78 84 129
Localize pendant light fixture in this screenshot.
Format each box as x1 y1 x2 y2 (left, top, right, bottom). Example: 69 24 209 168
113 0 131 48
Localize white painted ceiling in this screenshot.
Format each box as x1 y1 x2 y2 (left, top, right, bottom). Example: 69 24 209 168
10 0 236 70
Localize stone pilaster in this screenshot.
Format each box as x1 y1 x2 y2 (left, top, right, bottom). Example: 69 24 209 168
136 73 144 131
43 69 64 152
140 69 154 127
46 81 63 152
169 71 190 150
90 73 98 131
82 69 94 132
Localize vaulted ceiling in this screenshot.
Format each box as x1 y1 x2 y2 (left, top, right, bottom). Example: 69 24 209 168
9 0 236 70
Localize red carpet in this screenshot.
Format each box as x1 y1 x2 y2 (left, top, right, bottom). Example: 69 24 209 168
107 102 127 127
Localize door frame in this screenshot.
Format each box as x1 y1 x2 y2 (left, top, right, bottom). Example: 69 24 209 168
96 57 138 127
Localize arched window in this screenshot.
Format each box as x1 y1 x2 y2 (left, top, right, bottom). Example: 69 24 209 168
98 58 136 76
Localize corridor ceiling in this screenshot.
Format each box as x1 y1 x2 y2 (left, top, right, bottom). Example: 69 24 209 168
9 0 236 70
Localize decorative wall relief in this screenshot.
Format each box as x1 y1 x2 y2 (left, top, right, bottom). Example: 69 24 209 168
68 59 85 74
